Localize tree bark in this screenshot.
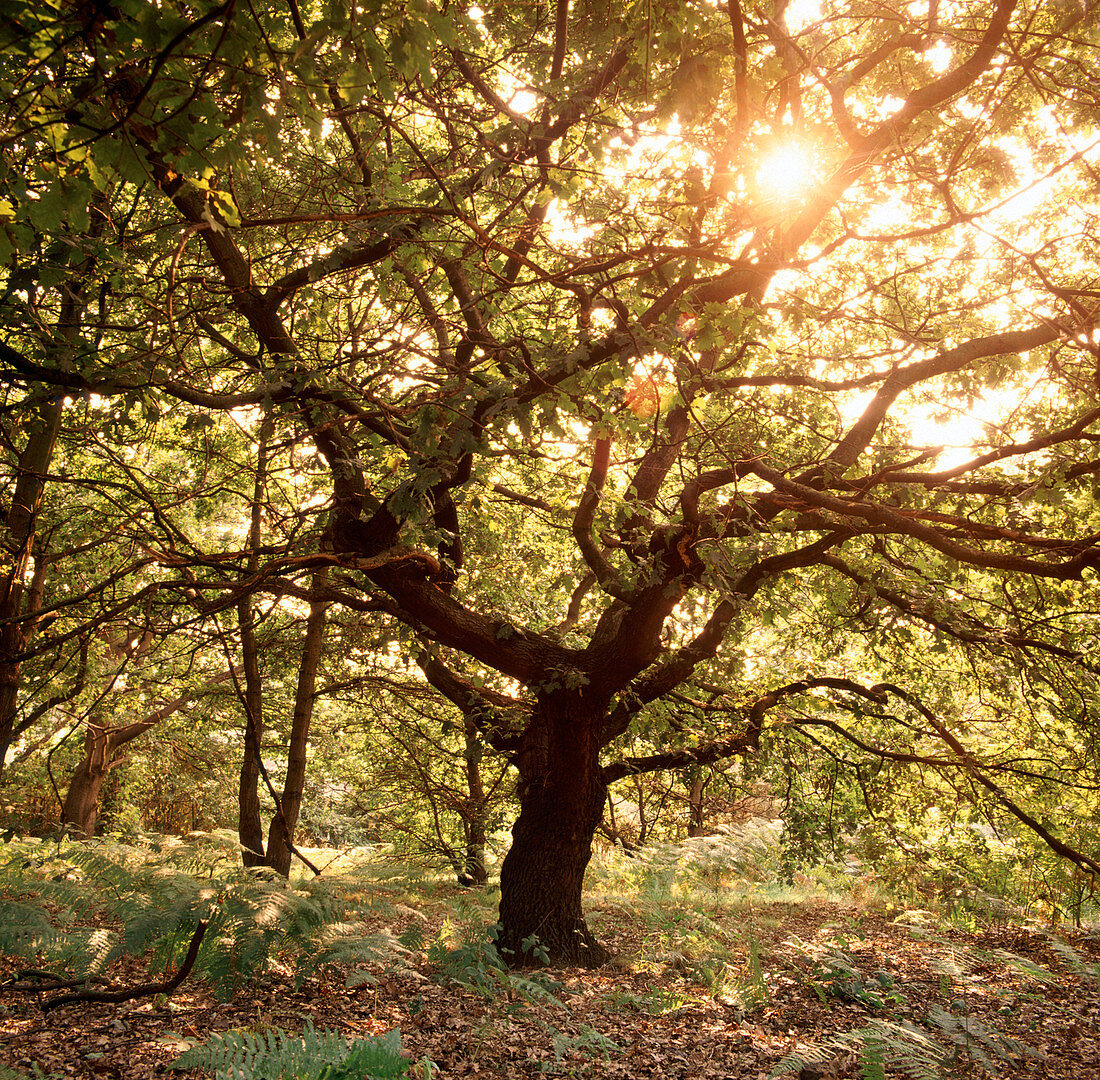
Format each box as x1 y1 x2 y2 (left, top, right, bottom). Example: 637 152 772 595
687 765 708 837
237 593 265 866
0 400 62 778
237 412 272 867
60 673 235 838
266 569 328 876
459 714 488 886
497 692 609 966
61 729 108 838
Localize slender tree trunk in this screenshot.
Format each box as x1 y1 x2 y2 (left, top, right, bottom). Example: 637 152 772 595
460 714 488 886
687 765 708 837
266 569 328 876
0 401 62 778
2 199 106 779
497 692 609 967
237 413 272 867
237 593 265 866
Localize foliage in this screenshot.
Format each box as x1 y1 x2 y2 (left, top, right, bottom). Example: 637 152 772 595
427 924 561 1009
1044 933 1100 990
770 1005 1041 1079
808 952 907 1012
0 835 406 1001
3 0 1100 967
171 1023 418 1080
925 1005 1042 1073
770 1019 946 1080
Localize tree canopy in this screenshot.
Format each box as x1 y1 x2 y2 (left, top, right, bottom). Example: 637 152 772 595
2 0 1099 964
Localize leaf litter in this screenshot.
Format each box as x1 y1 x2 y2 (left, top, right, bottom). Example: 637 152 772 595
2 895 1097 1079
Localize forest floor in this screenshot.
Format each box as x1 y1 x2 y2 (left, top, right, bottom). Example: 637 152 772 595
1 847 1098 1080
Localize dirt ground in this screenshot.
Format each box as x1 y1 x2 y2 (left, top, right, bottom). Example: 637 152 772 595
2 899 1098 1079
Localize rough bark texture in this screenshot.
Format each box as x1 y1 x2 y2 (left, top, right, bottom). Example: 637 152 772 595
60 676 233 840
236 604 265 867
61 736 107 839
497 693 609 967
687 766 707 837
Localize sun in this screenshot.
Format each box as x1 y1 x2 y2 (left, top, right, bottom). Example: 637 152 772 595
755 143 817 202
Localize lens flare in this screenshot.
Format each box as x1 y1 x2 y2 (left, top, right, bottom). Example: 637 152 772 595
756 144 816 201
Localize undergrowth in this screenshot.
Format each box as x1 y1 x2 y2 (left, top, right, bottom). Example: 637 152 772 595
0 833 414 1002
171 1022 428 1079
3 828 1096 1078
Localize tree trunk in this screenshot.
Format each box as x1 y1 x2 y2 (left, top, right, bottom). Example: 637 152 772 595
497 693 609 967
687 765 708 837
2 200 104 779
266 569 328 876
59 676 233 840
237 413 272 867
459 715 488 886
61 726 110 838
0 400 62 778
237 595 265 866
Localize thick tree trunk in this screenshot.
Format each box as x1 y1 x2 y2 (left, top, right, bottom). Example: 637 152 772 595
61 728 109 839
60 677 233 840
266 570 328 876
497 694 609 967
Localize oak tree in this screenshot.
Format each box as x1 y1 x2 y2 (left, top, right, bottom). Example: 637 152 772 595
4 0 1100 963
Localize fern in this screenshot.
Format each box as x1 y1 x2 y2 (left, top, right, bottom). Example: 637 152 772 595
989 947 1057 984
770 1020 944 1080
1044 934 1100 988
772 1001 1042 1079
171 1022 413 1079
0 837 413 1005
0 899 67 957
298 926 413 988
427 926 562 1008
925 1006 1040 1071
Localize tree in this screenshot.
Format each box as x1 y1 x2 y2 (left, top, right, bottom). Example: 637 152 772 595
4 0 1100 964
59 669 234 838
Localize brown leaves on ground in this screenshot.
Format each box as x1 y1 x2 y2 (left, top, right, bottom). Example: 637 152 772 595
1 900 1097 1079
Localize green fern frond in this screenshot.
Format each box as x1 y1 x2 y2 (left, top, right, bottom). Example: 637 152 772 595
769 1020 945 1080
990 948 1056 984
858 1020 944 1080
1 836 430 1009
299 926 413 988
171 1022 411 1079
0 899 64 957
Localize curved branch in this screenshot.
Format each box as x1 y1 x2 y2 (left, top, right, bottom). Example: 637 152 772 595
572 433 631 599
42 920 207 1011
828 320 1079 470
875 683 1100 878
603 676 888 781
820 553 1100 672
751 462 1100 580
417 651 524 754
